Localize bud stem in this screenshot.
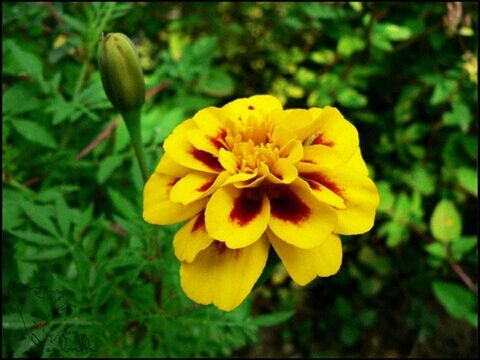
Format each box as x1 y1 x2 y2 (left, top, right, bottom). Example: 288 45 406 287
122 109 149 182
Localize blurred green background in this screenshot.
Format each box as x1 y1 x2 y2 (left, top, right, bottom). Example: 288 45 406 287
2 2 478 358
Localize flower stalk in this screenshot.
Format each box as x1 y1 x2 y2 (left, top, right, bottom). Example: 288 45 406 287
122 109 149 182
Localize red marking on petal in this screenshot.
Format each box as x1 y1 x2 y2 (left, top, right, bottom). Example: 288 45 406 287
191 211 205 233
267 185 311 224
210 137 225 150
229 188 263 226
210 129 227 150
197 178 214 192
312 133 335 147
169 178 180 187
301 172 342 196
213 240 227 254
301 159 316 164
305 179 321 190
248 105 254 110
191 149 223 172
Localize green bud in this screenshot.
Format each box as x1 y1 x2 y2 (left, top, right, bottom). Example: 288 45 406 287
98 32 145 113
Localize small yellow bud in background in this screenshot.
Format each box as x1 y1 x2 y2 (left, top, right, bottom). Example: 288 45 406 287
98 33 145 113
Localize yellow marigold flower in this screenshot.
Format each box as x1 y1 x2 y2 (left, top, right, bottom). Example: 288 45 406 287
143 95 379 311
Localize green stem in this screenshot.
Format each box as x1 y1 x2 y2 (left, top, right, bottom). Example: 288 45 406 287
122 109 149 182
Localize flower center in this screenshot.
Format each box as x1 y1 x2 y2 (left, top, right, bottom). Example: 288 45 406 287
221 111 282 175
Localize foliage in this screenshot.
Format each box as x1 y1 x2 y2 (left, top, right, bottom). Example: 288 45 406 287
2 2 478 357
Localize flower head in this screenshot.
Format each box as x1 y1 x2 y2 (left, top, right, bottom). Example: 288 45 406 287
98 33 145 113
144 95 379 311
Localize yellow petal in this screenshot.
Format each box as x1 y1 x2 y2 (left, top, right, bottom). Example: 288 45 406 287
154 153 190 177
344 147 369 176
316 167 379 235
222 95 283 119
192 107 227 136
170 171 229 205
280 139 304 163
272 109 313 145
298 144 343 168
143 172 207 225
187 127 227 156
218 148 238 173
164 119 224 173
267 183 337 249
173 211 213 263
205 186 270 249
268 229 342 286
302 107 359 161
295 177 346 209
263 160 298 184
180 236 270 311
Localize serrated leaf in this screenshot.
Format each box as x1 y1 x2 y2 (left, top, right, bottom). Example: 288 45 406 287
22 247 69 262
8 230 60 246
2 82 42 116
5 42 43 80
107 187 138 220
430 200 462 243
56 196 71 237
11 119 57 149
21 202 59 237
73 204 94 240
97 155 124 184
73 246 90 289
2 313 39 330
432 281 477 327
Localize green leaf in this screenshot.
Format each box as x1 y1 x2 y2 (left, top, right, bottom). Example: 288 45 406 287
455 167 477 197
11 119 57 149
442 102 472 132
377 181 395 213
340 325 360 346
383 23 412 41
5 41 43 80
107 187 138 220
97 155 124 184
22 247 69 262
56 196 71 238
199 69 235 97
403 166 435 195
2 82 42 116
21 202 59 237
310 49 336 65
425 242 447 259
2 313 39 330
432 281 477 327
73 246 90 288
337 87 367 108
250 310 294 327
337 36 365 58
430 79 457 105
8 230 60 246
451 236 477 261
430 200 462 243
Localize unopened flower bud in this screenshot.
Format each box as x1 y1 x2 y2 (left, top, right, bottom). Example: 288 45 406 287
98 33 145 113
